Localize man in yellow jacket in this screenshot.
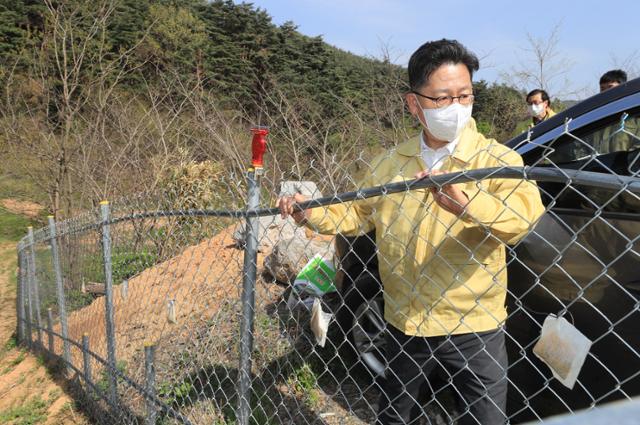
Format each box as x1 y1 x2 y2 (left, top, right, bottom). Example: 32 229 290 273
280 39 545 424
526 88 556 126
514 89 557 135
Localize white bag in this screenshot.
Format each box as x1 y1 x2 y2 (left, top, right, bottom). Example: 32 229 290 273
532 314 592 389
310 298 333 347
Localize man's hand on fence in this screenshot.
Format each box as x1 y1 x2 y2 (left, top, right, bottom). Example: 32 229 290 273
278 193 310 224
415 169 469 216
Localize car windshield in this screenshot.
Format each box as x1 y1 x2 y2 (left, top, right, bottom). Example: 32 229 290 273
525 107 640 171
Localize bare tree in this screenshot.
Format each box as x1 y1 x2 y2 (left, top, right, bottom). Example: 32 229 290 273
610 49 640 80
0 0 146 217
502 22 585 99
0 0 410 223
0 0 168 217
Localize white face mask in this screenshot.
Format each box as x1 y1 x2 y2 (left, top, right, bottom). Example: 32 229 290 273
528 103 545 117
420 102 473 142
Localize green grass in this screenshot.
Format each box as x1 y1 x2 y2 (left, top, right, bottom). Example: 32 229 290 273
0 338 22 374
0 207 38 242
287 362 320 408
96 360 127 396
36 354 46 367
65 289 94 312
157 380 195 406
10 352 26 367
110 250 158 283
0 174 45 205
0 395 49 424
3 335 17 352
80 249 159 285
0 349 26 374
59 401 73 415
47 388 61 400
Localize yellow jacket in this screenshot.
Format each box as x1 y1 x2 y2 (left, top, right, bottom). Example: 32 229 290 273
530 108 557 128
513 108 558 136
306 124 545 336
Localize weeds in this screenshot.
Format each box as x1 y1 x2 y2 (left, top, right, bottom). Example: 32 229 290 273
47 388 62 400
96 360 128 396
11 352 26 367
287 363 320 408
4 335 17 351
0 207 39 242
158 380 195 406
0 396 49 424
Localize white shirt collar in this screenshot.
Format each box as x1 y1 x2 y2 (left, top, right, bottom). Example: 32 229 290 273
420 131 459 154
419 131 459 170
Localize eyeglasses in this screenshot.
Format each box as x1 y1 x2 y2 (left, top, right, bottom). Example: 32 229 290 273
412 91 475 108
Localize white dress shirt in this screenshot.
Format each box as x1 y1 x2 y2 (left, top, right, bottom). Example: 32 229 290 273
420 132 459 171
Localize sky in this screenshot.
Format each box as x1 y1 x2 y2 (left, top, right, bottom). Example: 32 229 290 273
235 0 640 99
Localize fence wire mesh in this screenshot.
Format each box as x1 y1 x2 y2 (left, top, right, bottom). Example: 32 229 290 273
15 109 640 424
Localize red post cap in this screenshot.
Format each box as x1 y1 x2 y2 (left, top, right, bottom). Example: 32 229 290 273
251 126 269 168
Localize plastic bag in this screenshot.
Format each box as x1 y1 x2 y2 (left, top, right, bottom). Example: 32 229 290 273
293 254 337 296
286 254 337 311
310 298 333 347
532 314 592 389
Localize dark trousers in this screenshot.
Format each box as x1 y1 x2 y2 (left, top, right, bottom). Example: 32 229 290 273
377 325 508 425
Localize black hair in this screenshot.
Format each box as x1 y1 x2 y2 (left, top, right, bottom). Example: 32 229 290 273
526 89 550 105
408 39 479 91
600 69 627 85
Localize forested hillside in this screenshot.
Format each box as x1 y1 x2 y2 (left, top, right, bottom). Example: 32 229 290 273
1 0 404 116
0 0 526 218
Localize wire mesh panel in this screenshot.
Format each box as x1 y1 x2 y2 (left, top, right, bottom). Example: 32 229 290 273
14 109 640 424
503 112 640 423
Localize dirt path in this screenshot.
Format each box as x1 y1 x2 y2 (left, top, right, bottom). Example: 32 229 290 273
0 199 44 218
0 241 90 424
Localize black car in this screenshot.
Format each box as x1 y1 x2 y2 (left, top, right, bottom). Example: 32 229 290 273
334 77 640 422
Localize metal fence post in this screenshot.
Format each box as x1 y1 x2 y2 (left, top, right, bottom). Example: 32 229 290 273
46 308 54 353
82 334 92 393
238 127 268 425
144 343 157 425
16 249 26 344
100 201 118 404
24 250 33 349
48 216 71 368
27 227 43 347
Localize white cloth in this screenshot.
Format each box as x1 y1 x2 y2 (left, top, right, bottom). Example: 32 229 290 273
420 132 459 171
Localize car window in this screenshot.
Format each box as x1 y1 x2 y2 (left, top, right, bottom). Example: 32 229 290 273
526 108 640 170
521 107 640 212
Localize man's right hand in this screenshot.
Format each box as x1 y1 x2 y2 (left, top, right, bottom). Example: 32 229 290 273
277 193 310 224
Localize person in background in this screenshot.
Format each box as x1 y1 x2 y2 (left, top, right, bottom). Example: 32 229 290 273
526 89 555 127
599 69 627 92
585 69 636 153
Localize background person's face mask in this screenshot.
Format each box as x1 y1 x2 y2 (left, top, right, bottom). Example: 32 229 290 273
528 103 545 117
420 101 473 142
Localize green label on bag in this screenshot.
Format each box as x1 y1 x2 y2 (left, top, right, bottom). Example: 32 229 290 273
294 255 337 295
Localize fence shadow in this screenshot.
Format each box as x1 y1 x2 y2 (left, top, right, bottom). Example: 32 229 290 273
158 357 331 423
261 290 463 424
27 340 136 425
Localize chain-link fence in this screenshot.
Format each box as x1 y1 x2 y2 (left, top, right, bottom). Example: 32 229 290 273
14 116 640 424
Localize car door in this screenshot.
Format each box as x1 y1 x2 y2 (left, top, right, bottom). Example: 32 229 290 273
511 103 640 315
505 89 640 419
